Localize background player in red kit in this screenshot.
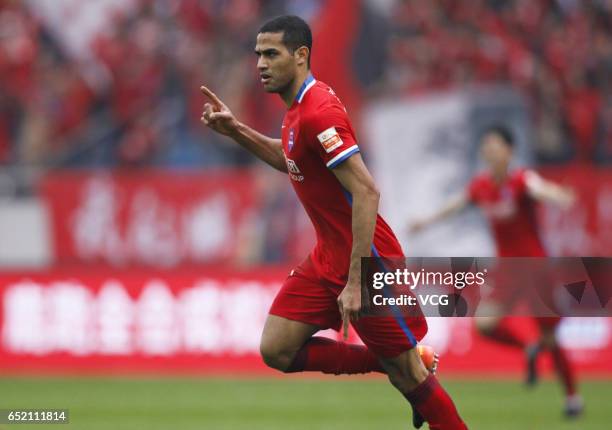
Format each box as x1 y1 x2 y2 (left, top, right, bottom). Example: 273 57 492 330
201 15 466 430
410 126 582 417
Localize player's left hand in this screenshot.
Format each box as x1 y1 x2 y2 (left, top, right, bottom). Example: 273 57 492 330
559 186 577 209
337 284 361 340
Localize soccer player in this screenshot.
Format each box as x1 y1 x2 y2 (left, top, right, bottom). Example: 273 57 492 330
409 126 583 417
201 15 467 430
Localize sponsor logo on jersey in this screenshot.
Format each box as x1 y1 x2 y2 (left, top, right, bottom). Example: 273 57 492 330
285 156 304 182
483 190 517 219
501 186 513 200
317 127 343 153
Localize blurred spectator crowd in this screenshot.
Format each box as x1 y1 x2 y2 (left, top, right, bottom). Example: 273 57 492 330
0 0 611 168
380 0 612 162
0 0 293 169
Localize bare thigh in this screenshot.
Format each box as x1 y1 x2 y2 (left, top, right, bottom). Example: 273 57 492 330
259 315 320 371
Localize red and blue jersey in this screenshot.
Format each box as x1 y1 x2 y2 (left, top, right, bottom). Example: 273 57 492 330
281 75 404 286
468 168 546 257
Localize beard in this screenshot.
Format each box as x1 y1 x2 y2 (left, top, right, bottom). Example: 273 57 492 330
263 74 293 95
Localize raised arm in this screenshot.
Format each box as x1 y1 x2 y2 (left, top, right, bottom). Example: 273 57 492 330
408 193 470 234
200 86 287 173
331 153 380 338
524 170 575 208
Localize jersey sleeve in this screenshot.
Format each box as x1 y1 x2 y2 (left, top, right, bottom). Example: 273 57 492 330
302 105 360 169
514 168 531 196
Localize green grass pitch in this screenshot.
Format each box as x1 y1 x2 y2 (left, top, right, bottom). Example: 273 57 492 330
0 376 610 429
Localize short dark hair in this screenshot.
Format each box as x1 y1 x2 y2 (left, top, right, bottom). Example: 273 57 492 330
259 15 312 67
482 125 515 148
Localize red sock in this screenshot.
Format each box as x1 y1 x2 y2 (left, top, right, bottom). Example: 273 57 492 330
404 374 467 430
486 319 527 349
286 337 383 375
550 345 577 396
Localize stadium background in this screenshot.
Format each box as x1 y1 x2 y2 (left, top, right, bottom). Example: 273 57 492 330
0 0 611 428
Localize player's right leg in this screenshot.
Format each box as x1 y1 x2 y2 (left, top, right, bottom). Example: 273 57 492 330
476 315 527 350
536 318 582 418
353 317 467 429
261 267 384 375
478 314 544 388
379 347 467 430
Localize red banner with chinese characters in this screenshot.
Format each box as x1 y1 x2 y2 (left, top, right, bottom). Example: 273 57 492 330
39 170 259 267
538 165 612 257
1 269 611 376
38 166 612 268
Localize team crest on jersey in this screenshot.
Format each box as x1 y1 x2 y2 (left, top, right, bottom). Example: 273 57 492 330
288 128 295 152
317 127 343 153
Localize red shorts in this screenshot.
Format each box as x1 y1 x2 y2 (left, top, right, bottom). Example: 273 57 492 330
483 260 562 321
269 259 428 358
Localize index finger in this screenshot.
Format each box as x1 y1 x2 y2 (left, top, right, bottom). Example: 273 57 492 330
200 86 223 108
342 313 349 341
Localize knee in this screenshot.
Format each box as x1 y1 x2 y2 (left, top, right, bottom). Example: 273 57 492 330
476 317 498 336
259 340 296 372
540 329 557 349
383 356 429 393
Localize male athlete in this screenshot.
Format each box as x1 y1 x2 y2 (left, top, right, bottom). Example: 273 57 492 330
201 15 467 430
410 126 582 417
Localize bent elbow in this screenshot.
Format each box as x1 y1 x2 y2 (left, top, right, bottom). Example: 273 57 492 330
368 184 380 202
357 184 379 206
